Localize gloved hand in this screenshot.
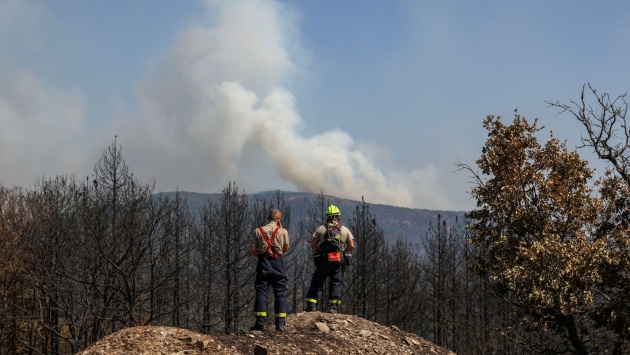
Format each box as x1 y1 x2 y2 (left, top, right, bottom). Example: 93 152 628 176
344 252 352 266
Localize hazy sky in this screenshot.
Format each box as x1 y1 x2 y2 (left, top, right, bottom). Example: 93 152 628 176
1 0 629 211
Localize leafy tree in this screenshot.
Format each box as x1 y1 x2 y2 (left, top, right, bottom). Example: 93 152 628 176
548 85 630 353
459 114 606 354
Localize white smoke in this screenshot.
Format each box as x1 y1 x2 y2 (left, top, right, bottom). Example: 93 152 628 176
107 0 449 208
0 1 87 185
0 0 451 209
0 64 86 185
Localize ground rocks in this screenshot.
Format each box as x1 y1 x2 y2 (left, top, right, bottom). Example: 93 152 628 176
80 312 455 355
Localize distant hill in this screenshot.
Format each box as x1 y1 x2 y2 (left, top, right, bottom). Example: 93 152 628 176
157 190 469 246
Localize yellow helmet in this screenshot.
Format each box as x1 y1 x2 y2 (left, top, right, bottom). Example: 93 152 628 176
325 205 341 217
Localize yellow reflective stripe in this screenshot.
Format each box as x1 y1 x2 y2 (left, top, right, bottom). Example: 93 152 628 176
329 299 341 305
275 313 287 318
255 311 267 317
305 298 317 304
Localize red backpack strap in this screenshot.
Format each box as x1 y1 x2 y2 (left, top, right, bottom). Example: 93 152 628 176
258 226 281 259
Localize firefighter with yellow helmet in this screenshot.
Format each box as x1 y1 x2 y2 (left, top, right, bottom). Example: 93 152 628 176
305 205 355 313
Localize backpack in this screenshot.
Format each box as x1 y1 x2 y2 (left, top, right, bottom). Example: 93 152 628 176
319 225 344 266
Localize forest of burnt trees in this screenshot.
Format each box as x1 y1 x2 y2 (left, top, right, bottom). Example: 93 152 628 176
0 139 532 355
8 83 630 355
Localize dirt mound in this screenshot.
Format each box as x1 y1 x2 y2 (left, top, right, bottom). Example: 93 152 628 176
79 312 455 354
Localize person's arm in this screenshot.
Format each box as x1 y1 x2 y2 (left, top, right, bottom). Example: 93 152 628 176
345 239 355 253
311 236 319 253
281 229 290 253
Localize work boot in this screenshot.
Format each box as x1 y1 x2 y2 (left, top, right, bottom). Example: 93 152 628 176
249 316 266 331
305 303 316 312
328 304 338 314
275 317 286 331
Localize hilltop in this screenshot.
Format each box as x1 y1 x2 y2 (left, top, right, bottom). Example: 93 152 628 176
79 312 455 355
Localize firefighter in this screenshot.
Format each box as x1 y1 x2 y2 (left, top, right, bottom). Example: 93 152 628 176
250 209 290 331
305 205 355 313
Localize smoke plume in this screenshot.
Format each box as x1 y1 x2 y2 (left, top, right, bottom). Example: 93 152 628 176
112 0 448 208
0 0 449 209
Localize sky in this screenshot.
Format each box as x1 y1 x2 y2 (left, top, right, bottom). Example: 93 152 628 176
1 0 630 211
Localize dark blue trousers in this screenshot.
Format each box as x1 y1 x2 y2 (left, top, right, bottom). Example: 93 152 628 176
306 262 343 304
254 255 287 318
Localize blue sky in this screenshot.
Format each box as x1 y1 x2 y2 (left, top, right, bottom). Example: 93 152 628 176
1 0 629 211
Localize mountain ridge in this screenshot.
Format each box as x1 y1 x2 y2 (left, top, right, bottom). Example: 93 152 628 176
157 190 469 245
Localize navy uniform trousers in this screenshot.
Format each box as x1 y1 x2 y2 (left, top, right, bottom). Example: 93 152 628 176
254 255 287 318
305 262 343 305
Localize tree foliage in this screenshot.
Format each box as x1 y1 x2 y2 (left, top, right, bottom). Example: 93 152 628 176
461 103 630 354
547 85 630 353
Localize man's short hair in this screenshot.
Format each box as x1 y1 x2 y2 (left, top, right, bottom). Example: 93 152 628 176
268 209 281 221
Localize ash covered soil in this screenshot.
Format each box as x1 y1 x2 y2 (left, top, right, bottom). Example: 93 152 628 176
80 312 455 354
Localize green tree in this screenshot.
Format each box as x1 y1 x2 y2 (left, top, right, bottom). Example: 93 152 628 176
459 114 606 354
548 85 630 353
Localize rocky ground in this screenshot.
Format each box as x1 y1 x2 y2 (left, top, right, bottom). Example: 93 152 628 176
79 312 455 355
